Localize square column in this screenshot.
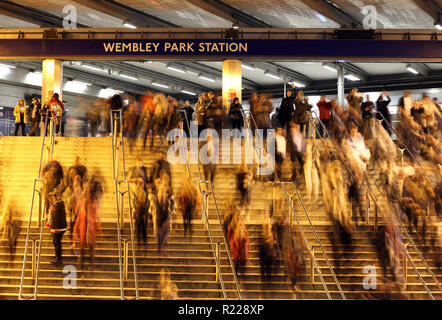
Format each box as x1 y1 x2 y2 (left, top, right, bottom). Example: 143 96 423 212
222 59 242 114
41 59 63 137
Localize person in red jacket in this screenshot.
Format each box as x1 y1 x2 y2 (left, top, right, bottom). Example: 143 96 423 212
317 95 332 138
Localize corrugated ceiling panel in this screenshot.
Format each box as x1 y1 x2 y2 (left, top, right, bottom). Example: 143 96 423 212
0 14 40 28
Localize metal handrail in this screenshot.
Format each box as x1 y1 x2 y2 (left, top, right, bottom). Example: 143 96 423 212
110 110 127 300
308 110 437 299
176 116 227 299
18 111 50 300
118 109 139 300
180 110 243 299
243 109 341 299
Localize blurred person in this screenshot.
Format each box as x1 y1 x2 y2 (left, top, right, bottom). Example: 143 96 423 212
85 103 102 137
160 268 178 300
277 88 296 130
370 120 398 172
361 95 375 139
259 214 278 283
236 163 254 221
421 94 441 134
398 90 414 116
27 97 41 136
124 102 140 152
42 160 66 217
329 214 355 275
179 178 200 238
255 93 272 138
222 199 239 239
375 90 392 135
73 176 103 267
181 100 194 138
151 152 172 188
132 178 149 243
292 91 311 137
45 191 67 266
303 141 319 199
13 98 27 136
318 148 333 215
47 93 64 136
106 94 124 136
128 158 150 191
228 218 250 276
346 88 363 114
138 91 156 149
274 127 286 182
0 202 22 259
202 134 217 184
396 109 424 157
271 107 281 129
330 159 350 224
317 95 332 137
156 182 174 252
207 92 223 134
228 97 244 134
67 175 83 237
249 93 259 132
195 94 208 137
288 122 305 180
66 156 87 193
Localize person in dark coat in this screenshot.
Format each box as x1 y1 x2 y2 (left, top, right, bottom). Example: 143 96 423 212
27 98 41 136
206 92 223 134
228 97 244 134
46 191 67 266
361 95 375 139
181 100 194 138
376 91 392 135
42 160 66 217
277 89 296 130
132 179 149 243
292 92 312 136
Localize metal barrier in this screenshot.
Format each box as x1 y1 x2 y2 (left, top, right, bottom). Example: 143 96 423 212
308 110 439 299
242 110 343 300
110 109 139 300
180 110 243 299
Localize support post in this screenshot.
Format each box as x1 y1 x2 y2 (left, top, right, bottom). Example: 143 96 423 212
337 64 345 108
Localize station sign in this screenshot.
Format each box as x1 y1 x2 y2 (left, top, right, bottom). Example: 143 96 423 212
0 39 441 60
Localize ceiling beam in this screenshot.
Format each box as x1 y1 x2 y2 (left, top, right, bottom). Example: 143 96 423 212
0 0 88 28
299 0 363 28
411 0 442 22
185 0 271 27
73 0 179 27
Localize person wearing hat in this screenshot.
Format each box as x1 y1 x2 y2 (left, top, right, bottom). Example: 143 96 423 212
28 97 41 136
45 191 67 266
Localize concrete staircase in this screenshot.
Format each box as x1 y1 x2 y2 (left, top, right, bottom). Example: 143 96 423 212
0 136 440 300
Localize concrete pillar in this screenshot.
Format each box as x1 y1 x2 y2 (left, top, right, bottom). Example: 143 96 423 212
222 59 242 114
337 64 345 108
41 59 63 136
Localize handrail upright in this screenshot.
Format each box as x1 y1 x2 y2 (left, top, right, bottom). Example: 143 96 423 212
110 110 125 300
118 109 139 300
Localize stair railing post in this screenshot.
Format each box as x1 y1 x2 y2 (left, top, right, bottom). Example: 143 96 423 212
366 192 370 225
37 189 42 229
201 190 206 227
310 245 315 284
31 239 36 280
215 241 220 283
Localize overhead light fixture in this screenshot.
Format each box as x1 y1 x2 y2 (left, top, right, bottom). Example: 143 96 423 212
152 81 169 89
198 74 216 83
166 64 186 74
0 62 16 69
436 23 442 30
315 12 328 23
181 90 197 96
232 21 240 30
322 62 337 72
119 73 138 81
107 88 124 94
264 70 281 80
288 81 306 88
123 21 137 29
344 74 361 81
406 64 419 75
72 80 92 86
435 13 442 30
242 64 255 71
82 64 107 72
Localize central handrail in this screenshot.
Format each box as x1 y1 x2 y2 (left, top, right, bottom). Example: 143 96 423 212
18 111 50 300
243 109 341 299
110 109 139 300
180 109 242 299
308 110 436 299
176 116 227 299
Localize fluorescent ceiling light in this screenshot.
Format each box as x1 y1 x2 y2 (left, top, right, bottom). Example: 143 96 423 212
288 81 306 88
152 81 169 89
344 74 361 81
119 74 138 81
264 71 281 80
82 64 107 72
435 23 442 30
181 90 197 96
199 75 216 82
242 64 255 71
123 23 136 29
315 12 328 23
72 80 92 86
322 63 337 72
167 65 186 74
406 65 419 75
0 62 16 69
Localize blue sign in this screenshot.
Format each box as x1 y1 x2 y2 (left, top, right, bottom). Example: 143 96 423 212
0 39 441 59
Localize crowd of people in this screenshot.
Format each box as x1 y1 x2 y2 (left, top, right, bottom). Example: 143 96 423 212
1 84 441 299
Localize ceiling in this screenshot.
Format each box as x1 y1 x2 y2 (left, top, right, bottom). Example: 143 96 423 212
0 0 441 99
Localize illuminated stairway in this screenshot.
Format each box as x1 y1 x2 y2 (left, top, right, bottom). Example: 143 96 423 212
0 136 440 299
